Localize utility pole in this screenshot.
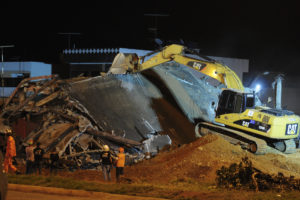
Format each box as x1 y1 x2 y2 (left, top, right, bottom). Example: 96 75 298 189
0 45 14 104
58 32 81 49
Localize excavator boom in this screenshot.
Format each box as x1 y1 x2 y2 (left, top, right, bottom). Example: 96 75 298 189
109 44 244 91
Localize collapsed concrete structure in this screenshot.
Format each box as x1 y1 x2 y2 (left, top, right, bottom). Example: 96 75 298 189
0 61 222 169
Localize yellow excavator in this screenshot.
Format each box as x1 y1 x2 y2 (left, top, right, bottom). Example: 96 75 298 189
108 44 300 154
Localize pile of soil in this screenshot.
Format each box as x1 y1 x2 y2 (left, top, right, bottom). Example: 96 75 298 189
125 134 247 183
57 134 300 186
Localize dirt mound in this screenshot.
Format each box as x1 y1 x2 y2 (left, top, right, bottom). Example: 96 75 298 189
125 134 247 183
124 134 300 184
56 134 300 187
57 134 244 183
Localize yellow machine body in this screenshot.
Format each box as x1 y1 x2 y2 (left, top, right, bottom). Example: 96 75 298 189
215 108 300 140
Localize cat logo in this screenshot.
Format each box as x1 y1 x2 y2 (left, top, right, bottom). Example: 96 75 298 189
187 61 206 71
286 123 298 135
242 121 250 127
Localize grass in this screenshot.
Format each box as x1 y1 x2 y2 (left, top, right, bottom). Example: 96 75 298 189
8 174 300 200
8 174 172 198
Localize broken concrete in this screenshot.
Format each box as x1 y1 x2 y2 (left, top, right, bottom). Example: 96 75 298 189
0 58 224 170
69 63 221 150
0 76 128 169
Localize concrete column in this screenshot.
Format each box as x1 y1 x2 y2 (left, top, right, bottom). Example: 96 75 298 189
274 75 284 110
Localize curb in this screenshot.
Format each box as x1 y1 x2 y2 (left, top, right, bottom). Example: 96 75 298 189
8 184 166 200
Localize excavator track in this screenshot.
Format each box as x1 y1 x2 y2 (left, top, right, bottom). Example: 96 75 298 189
283 139 297 154
196 122 268 155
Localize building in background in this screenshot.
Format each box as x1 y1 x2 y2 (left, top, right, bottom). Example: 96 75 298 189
60 47 249 81
0 48 249 97
0 62 51 97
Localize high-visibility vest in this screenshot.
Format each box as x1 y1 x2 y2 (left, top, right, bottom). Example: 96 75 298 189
116 153 125 167
6 136 16 157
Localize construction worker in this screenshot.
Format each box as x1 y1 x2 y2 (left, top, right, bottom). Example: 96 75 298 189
100 145 113 181
25 139 35 174
50 148 60 175
34 142 44 175
3 128 20 174
115 147 125 183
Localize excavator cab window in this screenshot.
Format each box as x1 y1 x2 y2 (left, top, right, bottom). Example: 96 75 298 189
216 90 245 116
234 95 243 113
245 93 255 108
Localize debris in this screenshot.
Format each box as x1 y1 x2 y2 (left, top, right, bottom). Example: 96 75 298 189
0 51 239 171
1 75 145 170
216 157 300 192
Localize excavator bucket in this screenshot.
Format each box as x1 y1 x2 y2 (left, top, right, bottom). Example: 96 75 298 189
107 53 138 74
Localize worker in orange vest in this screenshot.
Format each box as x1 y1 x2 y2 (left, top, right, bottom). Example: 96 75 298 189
3 128 20 174
115 147 125 182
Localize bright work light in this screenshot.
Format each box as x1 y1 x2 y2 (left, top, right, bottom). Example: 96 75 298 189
255 84 261 93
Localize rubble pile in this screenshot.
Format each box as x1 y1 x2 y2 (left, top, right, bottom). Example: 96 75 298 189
216 157 300 192
1 75 143 170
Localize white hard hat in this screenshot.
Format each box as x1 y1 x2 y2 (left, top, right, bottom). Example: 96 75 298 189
103 145 109 151
5 128 12 134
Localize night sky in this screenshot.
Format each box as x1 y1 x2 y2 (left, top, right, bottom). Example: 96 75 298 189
1 1 300 75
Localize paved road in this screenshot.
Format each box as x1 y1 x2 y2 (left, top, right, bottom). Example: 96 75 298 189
7 190 100 200
7 184 166 200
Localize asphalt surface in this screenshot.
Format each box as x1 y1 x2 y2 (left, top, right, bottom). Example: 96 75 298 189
8 190 100 200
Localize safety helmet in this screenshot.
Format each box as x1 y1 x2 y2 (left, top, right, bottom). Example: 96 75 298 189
119 147 124 153
103 145 109 151
28 139 33 145
5 128 12 134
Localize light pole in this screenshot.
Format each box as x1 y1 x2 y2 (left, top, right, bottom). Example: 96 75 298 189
0 45 14 104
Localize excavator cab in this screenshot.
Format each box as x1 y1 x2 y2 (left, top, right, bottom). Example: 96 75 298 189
216 89 255 116
213 88 300 154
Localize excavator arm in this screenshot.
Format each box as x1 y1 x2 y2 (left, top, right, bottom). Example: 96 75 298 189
109 44 244 91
